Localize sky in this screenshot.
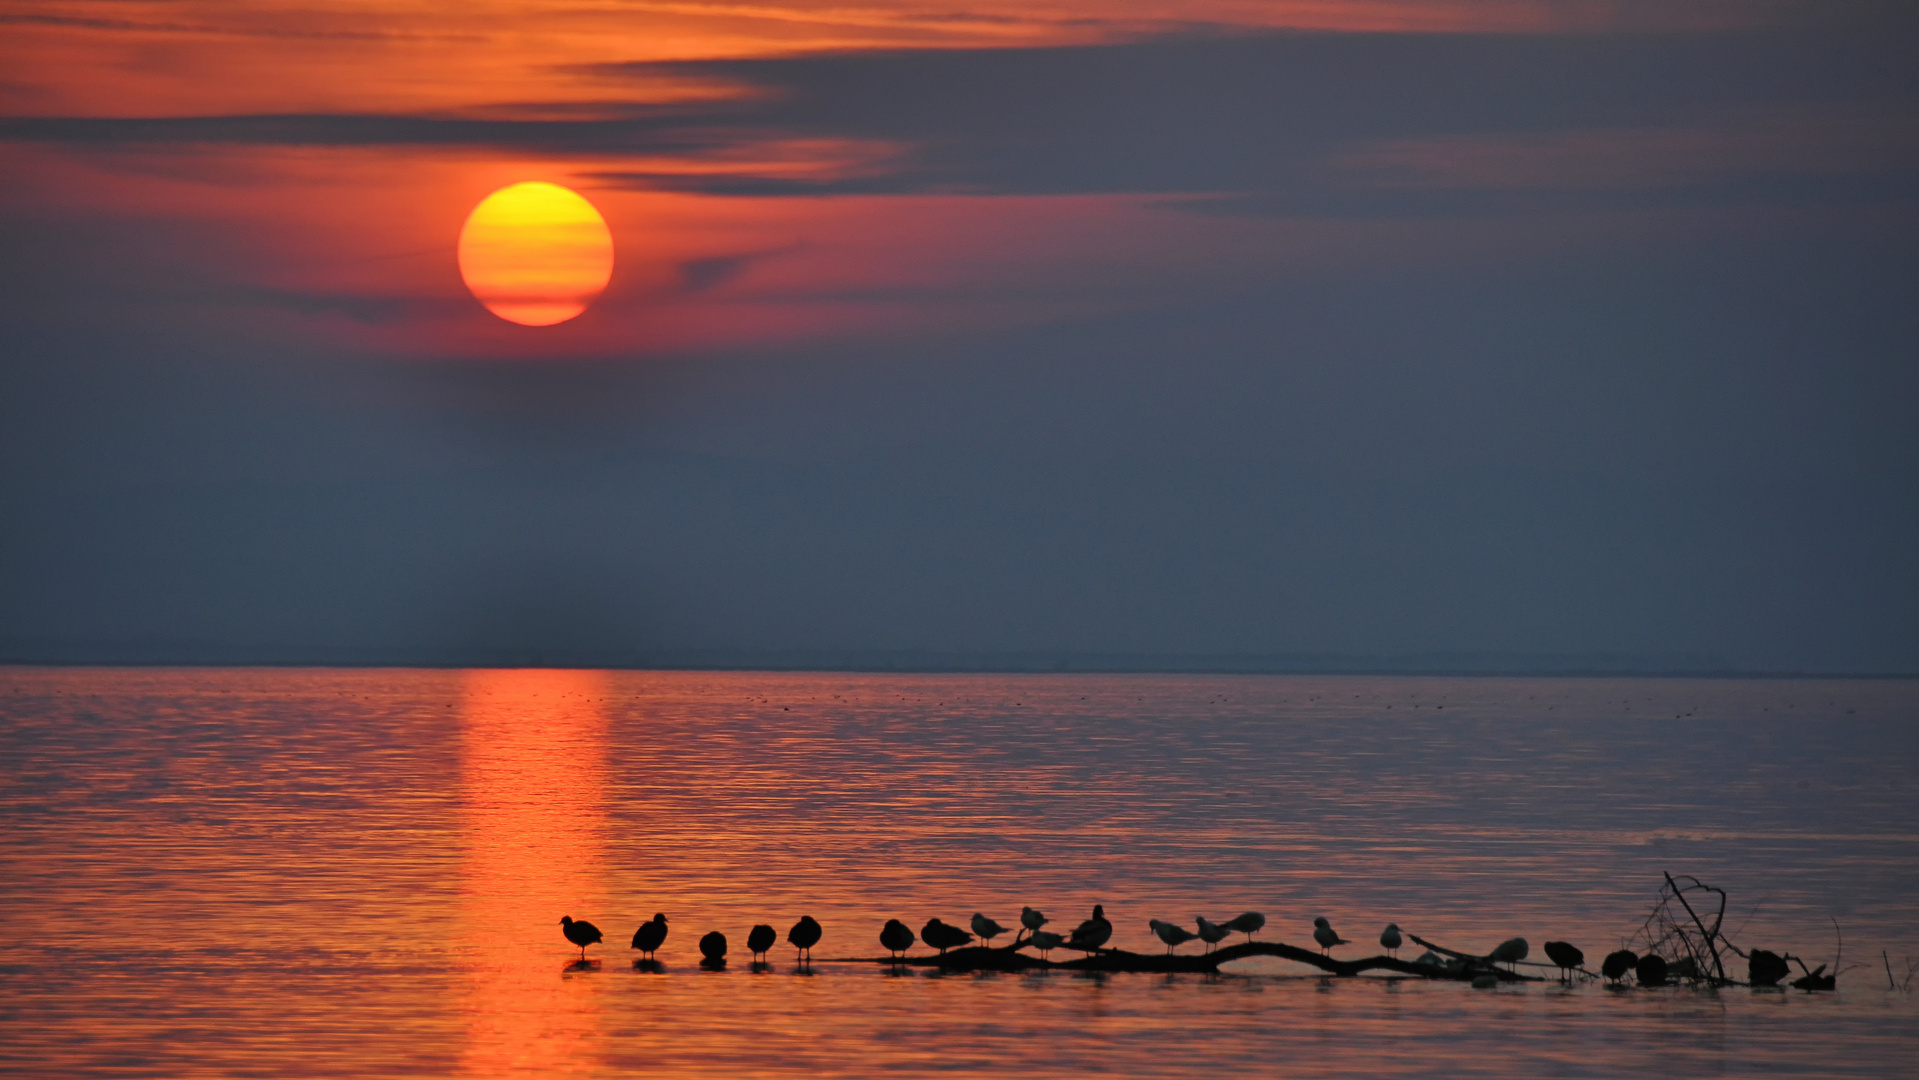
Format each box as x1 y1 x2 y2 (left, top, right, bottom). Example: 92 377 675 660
1 1 1916 673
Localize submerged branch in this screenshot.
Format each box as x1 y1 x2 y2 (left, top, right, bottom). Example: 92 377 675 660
840 938 1538 981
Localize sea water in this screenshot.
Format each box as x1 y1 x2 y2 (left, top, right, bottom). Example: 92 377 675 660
2 668 1915 1077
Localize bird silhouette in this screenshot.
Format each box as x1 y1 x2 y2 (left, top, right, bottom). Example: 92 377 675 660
921 918 973 955
1543 941 1584 981
788 916 822 964
1488 938 1529 971
880 919 916 959
1312 917 1350 956
1635 953 1669 987
1222 911 1265 943
1601 949 1638 984
1195 916 1230 953
630 913 669 960
1028 930 1064 959
747 924 777 963
970 913 1008 946
699 930 728 968
1379 923 1403 958
1149 919 1198 954
1068 904 1112 955
560 916 602 960
1019 906 1048 942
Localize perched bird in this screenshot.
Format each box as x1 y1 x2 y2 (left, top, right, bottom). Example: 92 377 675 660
971 913 1009 946
631 913 669 960
699 930 728 966
1222 912 1265 943
1028 930 1064 959
1543 941 1584 980
788 915 822 963
747 924 777 962
1068 905 1113 955
1020 906 1049 942
921 918 973 954
1149 919 1199 954
1195 916 1230 953
1635 953 1669 987
1601 949 1639 984
1748 948 1790 987
560 916 602 960
1312 917 1350 956
880 919 916 959
1380 924 1403 958
1488 938 1529 971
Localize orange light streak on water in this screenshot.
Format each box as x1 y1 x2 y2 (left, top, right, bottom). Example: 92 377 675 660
460 668 610 1076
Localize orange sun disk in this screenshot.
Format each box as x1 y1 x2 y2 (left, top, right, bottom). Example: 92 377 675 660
458 182 614 326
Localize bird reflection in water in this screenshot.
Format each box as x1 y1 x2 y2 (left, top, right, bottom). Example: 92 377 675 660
460 669 610 1076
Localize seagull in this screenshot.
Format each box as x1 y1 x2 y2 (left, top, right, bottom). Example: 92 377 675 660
699 930 728 967
630 913 668 960
1488 938 1529 971
1312 917 1350 956
1195 916 1230 953
1149 919 1198 954
921 918 973 955
560 916 602 960
971 913 1009 946
1543 941 1584 981
1068 905 1112 955
1020 906 1049 943
1601 949 1638 984
746 924 777 962
788 915 822 964
1028 930 1064 959
1222 912 1265 943
880 919 916 959
1380 924 1403 958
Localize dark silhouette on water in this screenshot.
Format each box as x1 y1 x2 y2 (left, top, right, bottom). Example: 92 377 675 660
1488 938 1529 972
699 930 728 969
1196 916 1229 953
747 924 777 963
922 918 973 955
1068 904 1112 955
970 913 1008 946
1150 919 1198 954
1222 912 1265 943
1543 941 1584 981
1635 953 1669 987
1379 924 1402 958
880 919 916 959
1028 930 1063 959
631 913 669 960
788 915 822 965
1312 917 1349 956
1748 948 1790 987
1602 949 1638 984
1019 906 1048 943
560 915 602 960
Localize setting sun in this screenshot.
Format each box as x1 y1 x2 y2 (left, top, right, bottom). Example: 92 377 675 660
457 182 614 326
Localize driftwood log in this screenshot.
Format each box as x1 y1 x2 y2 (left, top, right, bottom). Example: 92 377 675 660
839 936 1540 981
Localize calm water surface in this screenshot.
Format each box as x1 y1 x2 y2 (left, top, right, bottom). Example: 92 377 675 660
2 668 1916 1077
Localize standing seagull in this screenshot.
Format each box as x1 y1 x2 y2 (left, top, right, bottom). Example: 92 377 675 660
1312 917 1350 956
1222 912 1265 943
1149 919 1199 954
746 924 777 963
631 913 669 961
1488 938 1529 972
970 913 1009 947
1029 930 1064 959
1019 906 1049 943
880 919 916 959
699 930 728 968
1195 916 1230 953
1068 905 1113 955
1601 949 1638 984
921 918 973 955
1380 924 1403 959
560 916 602 960
788 915 822 964
1543 941 1584 981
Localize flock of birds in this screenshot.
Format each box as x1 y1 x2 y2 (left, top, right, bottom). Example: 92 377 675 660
561 906 1621 985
